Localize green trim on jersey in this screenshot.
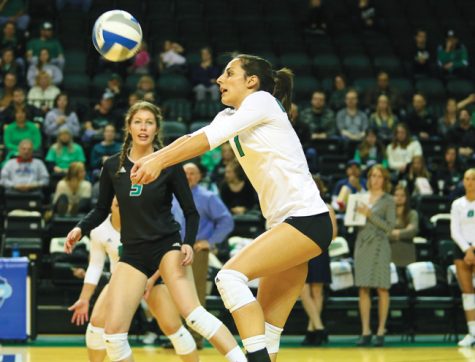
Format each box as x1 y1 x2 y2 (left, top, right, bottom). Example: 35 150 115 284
234 135 245 157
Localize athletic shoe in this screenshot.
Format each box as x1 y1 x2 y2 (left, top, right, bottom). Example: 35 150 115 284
458 334 475 347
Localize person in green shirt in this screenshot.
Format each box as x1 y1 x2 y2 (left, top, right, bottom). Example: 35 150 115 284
437 30 469 79
4 107 41 160
0 0 30 31
45 126 85 175
26 22 64 69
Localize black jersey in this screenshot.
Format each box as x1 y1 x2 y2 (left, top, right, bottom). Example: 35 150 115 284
77 153 199 245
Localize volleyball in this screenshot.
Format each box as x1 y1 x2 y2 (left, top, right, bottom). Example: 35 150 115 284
92 10 142 62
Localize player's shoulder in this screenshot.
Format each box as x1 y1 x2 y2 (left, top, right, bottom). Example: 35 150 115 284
244 91 275 106
103 153 121 169
452 196 466 208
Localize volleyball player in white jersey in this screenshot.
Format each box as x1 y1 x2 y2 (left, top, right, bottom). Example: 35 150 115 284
68 197 200 362
451 168 475 347
130 54 333 362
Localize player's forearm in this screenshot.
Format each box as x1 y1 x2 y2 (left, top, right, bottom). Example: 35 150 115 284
79 283 96 302
155 132 210 169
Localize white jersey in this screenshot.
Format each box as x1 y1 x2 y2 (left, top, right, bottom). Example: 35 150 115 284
199 91 328 228
84 215 121 285
450 196 475 252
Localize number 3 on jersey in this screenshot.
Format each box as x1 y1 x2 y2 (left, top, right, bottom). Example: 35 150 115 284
130 184 143 197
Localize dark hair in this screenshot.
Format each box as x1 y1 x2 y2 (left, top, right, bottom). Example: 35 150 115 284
54 92 72 115
394 184 411 226
228 159 246 182
117 101 164 175
235 54 294 115
391 122 412 149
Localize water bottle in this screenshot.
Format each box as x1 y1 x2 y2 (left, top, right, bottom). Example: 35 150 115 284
12 243 20 258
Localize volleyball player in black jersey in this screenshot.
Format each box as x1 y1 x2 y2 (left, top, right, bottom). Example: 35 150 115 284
65 101 245 362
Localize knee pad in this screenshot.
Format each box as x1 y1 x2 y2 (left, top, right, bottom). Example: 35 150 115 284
215 270 256 313
86 323 106 350
167 325 196 355
185 306 223 340
265 322 283 354
463 293 475 311
103 332 131 362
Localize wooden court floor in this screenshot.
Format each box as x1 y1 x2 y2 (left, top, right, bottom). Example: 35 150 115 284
2 345 475 362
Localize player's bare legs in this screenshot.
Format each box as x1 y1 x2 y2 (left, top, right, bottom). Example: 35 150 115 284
104 263 148 362
257 263 309 361
219 223 322 358
160 251 244 359
147 284 200 362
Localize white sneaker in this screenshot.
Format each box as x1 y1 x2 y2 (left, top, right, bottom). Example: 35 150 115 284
458 334 475 347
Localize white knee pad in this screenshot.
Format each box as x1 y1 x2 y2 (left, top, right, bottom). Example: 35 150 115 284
215 270 256 313
103 332 132 362
167 325 196 355
86 323 106 350
463 293 475 311
265 322 283 354
185 306 223 340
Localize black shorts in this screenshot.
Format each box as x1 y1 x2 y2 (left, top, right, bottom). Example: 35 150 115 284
284 212 333 252
454 243 471 260
120 232 182 278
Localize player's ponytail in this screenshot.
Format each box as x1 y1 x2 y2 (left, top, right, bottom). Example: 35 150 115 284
273 68 293 115
117 133 132 176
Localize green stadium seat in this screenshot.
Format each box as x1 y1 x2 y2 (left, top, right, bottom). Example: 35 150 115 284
62 74 90 96
280 53 312 75
162 98 193 123
162 120 188 144
415 78 446 102
64 50 88 74
446 79 475 99
312 53 341 78
158 74 191 99
293 76 320 102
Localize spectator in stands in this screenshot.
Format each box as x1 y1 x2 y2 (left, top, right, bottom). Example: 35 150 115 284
172 162 234 349
0 21 25 59
53 161 91 216
389 185 418 267
386 123 423 178
0 0 30 31
89 124 121 179
457 93 475 116
210 142 236 186
128 91 140 107
354 128 387 170
438 98 458 137
43 92 80 143
45 126 86 175
336 89 368 141
402 155 432 196
364 72 404 114
450 168 475 348
0 47 22 84
127 40 150 75
26 21 65 69
302 0 328 35
433 145 464 196
27 48 62 87
412 29 432 77
447 109 475 161
159 39 186 74
0 71 17 111
369 94 398 142
103 73 127 109
354 164 395 347
437 30 469 79
332 160 367 212
4 107 41 160
0 87 42 125
219 159 258 215
300 91 336 140
27 70 60 114
355 0 378 32
405 93 436 140
0 139 49 193
329 74 348 111
190 46 220 102
83 91 121 142
136 74 157 102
